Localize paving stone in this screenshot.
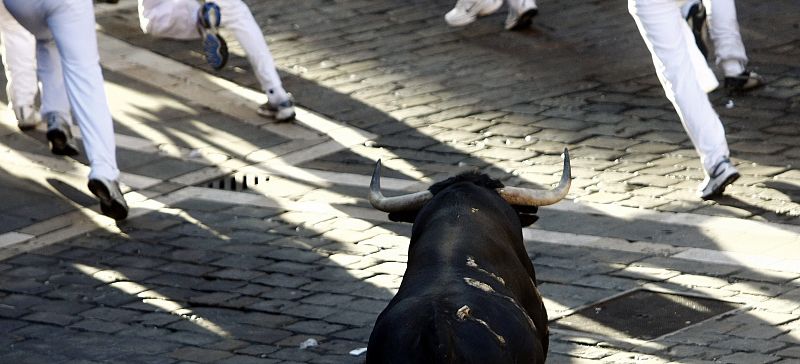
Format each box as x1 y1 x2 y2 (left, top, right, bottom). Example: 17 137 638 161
169 347 234 363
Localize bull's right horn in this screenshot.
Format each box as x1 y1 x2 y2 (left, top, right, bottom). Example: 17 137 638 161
369 159 433 213
497 148 571 206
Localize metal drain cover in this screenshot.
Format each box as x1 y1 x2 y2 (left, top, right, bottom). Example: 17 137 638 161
196 172 269 192
551 289 742 340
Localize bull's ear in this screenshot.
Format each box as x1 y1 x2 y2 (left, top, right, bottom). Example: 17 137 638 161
388 210 419 223
513 205 539 227
517 213 539 227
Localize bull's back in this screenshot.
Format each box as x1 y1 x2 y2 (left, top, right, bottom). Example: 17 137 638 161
366 290 546 364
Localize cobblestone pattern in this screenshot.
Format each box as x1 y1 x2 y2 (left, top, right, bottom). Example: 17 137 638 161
96 0 800 225
0 199 798 362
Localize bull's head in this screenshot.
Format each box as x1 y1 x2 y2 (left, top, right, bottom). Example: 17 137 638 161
369 148 571 223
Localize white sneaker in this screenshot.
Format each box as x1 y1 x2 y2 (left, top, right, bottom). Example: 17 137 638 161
257 95 296 122
505 0 538 30
445 0 503 27
14 104 40 130
697 157 739 199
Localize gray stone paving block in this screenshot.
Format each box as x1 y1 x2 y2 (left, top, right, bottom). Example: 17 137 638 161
22 311 78 326
218 355 279 364
709 336 787 354
287 304 340 320
665 344 732 360
234 344 280 357
285 320 345 336
164 330 221 346
169 347 233 363
69 319 130 334
207 268 264 281
718 352 782 364
252 273 312 289
158 261 219 276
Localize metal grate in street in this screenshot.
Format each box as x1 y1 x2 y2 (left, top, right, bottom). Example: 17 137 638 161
551 289 743 340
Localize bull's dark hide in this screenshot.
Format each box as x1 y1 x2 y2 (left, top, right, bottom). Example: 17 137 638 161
366 173 548 364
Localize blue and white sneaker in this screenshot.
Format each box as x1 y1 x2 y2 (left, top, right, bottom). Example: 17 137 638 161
197 2 228 70
697 157 740 199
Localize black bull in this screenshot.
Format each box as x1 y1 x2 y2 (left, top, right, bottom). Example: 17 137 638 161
366 150 571 364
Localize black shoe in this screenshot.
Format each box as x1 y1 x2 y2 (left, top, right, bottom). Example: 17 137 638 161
45 112 79 156
685 2 708 59
724 70 764 95
88 178 129 221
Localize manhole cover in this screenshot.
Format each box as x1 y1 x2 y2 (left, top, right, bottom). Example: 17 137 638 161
197 172 269 192
551 289 742 340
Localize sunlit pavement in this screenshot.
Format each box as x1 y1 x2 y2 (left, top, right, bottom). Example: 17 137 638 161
0 0 798 362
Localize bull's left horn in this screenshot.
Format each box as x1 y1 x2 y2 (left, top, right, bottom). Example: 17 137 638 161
369 159 433 212
497 148 571 206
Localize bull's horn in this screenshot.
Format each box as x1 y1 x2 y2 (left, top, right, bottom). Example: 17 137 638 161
369 159 433 212
497 148 571 206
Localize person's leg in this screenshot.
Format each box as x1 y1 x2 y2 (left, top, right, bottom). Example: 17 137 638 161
707 0 761 92
505 0 538 30
629 0 737 197
138 0 199 39
707 0 746 76
0 4 39 128
46 0 119 180
216 0 289 103
5 0 77 156
215 0 294 120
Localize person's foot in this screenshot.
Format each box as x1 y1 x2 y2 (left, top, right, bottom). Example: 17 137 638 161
14 104 40 131
88 177 129 221
505 0 538 31
685 2 708 59
724 70 764 94
45 112 79 156
196 2 228 70
257 95 296 122
444 0 503 27
697 157 740 199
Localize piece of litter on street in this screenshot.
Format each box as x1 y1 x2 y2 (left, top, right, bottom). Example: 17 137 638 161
349 347 368 356
725 99 735 109
299 338 319 349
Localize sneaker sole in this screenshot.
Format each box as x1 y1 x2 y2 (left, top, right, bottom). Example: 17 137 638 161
88 179 129 221
203 33 229 70
506 8 538 31
46 128 79 156
701 172 740 200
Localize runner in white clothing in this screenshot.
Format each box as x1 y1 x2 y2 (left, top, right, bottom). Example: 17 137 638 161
138 0 296 121
5 0 129 220
682 0 763 94
0 3 38 130
445 0 539 30
629 0 740 199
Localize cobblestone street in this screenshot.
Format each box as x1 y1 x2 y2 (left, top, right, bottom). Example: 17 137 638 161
0 0 798 362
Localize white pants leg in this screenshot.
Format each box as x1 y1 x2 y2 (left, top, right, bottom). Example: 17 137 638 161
629 0 730 173
216 0 289 102
138 0 289 102
0 4 37 110
706 0 747 76
5 0 120 181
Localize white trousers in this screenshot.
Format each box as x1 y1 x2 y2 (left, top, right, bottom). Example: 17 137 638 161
681 0 748 76
629 0 730 173
5 0 119 181
0 3 37 110
138 0 289 102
